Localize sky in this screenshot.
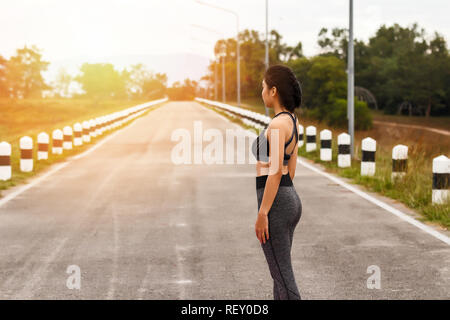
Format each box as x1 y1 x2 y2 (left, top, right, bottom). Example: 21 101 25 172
1 0 449 84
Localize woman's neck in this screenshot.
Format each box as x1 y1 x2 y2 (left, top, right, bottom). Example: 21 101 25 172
273 100 289 116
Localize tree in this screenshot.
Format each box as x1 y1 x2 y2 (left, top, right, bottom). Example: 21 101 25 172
124 64 167 100
167 78 197 100
126 63 151 98
206 28 303 100
6 45 50 98
317 27 348 60
355 23 450 116
142 72 167 99
75 63 128 99
289 55 347 113
53 67 73 98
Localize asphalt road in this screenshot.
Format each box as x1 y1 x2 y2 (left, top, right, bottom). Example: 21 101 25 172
0 101 448 299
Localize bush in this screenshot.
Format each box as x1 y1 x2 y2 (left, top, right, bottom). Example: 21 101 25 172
327 98 372 130
307 98 373 130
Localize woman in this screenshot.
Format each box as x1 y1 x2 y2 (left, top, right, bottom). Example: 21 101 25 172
251 64 303 300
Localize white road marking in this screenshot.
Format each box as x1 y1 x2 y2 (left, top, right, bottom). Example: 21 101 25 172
106 205 120 300
174 244 194 299
296 157 450 246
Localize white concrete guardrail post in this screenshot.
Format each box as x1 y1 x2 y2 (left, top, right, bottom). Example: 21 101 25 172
361 137 376 176
73 122 83 146
337 132 351 168
0 141 12 181
320 129 332 161
432 155 449 205
392 144 408 181
20 136 33 172
305 126 316 152
82 120 91 143
52 129 63 154
63 126 73 150
37 132 49 160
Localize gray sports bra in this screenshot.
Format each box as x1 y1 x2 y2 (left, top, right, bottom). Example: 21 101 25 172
251 111 298 165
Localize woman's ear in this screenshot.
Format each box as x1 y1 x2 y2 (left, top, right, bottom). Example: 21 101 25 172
271 86 277 97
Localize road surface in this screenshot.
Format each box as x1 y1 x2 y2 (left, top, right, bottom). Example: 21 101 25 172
0 101 448 299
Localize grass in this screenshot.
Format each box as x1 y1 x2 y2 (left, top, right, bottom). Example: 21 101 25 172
201 99 450 229
0 98 165 196
371 109 450 131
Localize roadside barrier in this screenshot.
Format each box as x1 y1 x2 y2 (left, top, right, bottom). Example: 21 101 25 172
196 97 449 205
0 97 167 181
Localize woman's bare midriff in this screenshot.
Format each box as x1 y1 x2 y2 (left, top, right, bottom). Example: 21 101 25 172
255 114 298 177
256 160 290 176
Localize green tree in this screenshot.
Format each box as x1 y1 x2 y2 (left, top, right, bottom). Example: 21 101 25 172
75 63 128 99
207 28 303 101
355 23 450 116
6 45 50 98
317 27 348 60
288 55 372 129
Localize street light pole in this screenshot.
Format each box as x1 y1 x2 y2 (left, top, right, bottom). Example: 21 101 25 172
236 16 240 107
214 61 217 100
195 0 240 107
347 0 355 158
222 52 226 103
264 0 270 117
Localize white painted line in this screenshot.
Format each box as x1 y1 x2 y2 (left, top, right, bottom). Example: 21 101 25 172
175 280 192 284
0 162 70 208
296 157 450 246
0 104 163 209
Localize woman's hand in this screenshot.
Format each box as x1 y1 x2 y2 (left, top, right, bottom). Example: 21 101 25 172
255 211 269 244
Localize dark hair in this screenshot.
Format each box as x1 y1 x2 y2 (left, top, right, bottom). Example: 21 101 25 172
264 64 302 113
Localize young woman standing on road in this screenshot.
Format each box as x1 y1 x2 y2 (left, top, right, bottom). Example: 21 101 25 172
251 64 303 300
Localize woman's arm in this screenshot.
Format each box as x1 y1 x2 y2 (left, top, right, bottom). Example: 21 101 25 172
255 119 285 244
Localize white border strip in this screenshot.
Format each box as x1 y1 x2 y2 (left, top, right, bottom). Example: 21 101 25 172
296 158 450 245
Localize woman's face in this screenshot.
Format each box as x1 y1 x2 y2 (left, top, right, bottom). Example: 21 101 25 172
261 79 275 108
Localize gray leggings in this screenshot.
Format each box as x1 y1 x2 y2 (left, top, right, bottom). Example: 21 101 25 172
256 173 302 300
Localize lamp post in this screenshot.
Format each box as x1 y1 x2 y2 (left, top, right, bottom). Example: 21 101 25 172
264 0 270 117
347 0 355 158
222 44 226 102
195 0 240 107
